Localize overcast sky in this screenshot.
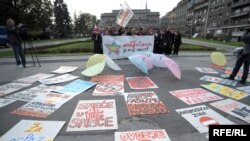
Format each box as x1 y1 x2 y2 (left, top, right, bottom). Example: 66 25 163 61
62 0 179 19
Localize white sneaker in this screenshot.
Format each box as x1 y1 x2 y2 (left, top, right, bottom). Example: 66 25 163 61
17 65 23 68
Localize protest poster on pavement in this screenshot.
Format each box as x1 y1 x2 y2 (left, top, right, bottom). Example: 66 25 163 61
201 83 248 100
236 86 250 94
126 77 158 90
200 75 237 86
115 129 171 141
170 88 223 105
6 84 62 102
93 81 124 96
176 105 234 138
54 79 96 95
14 73 55 84
0 98 16 108
39 74 79 85
0 82 31 96
67 99 118 131
124 91 169 116
195 67 218 74
12 93 73 118
52 66 78 74
0 120 65 141
210 99 250 123
90 75 125 82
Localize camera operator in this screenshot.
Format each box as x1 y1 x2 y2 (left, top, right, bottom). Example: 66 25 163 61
5 18 26 68
228 28 250 84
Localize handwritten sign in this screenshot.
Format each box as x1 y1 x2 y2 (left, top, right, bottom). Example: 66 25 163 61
67 99 118 131
14 73 55 84
176 105 234 138
115 129 171 141
0 98 16 108
90 75 125 82
126 77 158 90
195 67 218 74
170 88 223 105
52 66 78 74
124 91 169 116
0 82 31 96
39 74 79 85
200 75 237 86
1 120 65 141
93 81 124 96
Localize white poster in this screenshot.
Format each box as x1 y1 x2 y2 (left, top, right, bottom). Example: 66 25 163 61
0 98 16 108
176 105 234 138
1 120 65 141
115 129 171 141
200 75 237 86
39 74 79 85
52 66 78 74
0 82 31 96
103 36 154 59
237 86 250 94
15 73 55 84
195 67 218 74
210 99 250 123
116 1 134 27
93 81 124 96
67 99 118 131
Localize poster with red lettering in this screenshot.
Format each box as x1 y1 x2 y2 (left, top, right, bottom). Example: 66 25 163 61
124 91 169 116
66 99 118 131
90 75 125 82
93 81 124 96
115 129 171 141
170 88 223 105
126 77 158 90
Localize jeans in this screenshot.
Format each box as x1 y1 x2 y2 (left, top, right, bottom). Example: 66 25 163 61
230 54 250 82
12 45 26 66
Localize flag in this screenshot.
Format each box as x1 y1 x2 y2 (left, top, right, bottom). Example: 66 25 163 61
116 2 134 27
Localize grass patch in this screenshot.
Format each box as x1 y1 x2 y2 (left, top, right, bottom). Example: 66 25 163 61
190 37 244 47
0 50 14 57
180 44 216 51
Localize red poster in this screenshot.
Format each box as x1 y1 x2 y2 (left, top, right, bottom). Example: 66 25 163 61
126 77 158 89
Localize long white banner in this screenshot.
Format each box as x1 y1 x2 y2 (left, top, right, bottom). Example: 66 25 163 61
103 36 154 59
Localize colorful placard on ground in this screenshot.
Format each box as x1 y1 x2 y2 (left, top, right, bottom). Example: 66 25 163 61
176 105 234 138
201 83 248 100
0 82 31 96
126 77 158 89
210 99 250 123
170 88 223 105
67 99 118 131
124 91 169 116
220 73 250 82
237 86 250 94
0 120 65 141
6 84 62 102
12 93 73 118
0 98 16 108
200 75 237 86
52 66 78 74
93 81 124 96
90 75 125 82
14 73 55 84
115 129 171 141
195 67 218 74
39 74 79 85
54 79 96 95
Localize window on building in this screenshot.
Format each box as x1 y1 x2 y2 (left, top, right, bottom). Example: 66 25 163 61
243 6 250 12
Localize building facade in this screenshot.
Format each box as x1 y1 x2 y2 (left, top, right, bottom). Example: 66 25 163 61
173 0 189 35
166 10 176 29
160 14 168 29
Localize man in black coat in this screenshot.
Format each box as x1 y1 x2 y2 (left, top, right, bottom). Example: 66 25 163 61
92 24 102 54
173 31 182 55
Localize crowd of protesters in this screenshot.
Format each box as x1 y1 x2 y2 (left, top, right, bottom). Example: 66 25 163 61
92 25 182 55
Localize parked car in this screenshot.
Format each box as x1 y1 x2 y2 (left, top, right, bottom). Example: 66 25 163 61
0 26 10 48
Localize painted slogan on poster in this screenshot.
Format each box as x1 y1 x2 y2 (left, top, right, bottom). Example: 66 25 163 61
90 75 125 82
93 81 124 96
210 99 250 123
170 88 223 105
201 83 248 100
195 67 218 74
52 66 78 74
0 98 16 108
200 75 237 86
39 74 79 85
124 91 169 116
126 77 158 90
67 99 118 131
0 120 65 141
14 73 55 84
176 105 234 138
115 129 171 141
11 93 73 118
0 82 31 96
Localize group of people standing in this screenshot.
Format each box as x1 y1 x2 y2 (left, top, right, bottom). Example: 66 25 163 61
92 25 182 55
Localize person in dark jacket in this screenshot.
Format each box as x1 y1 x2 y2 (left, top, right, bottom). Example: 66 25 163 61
173 31 182 55
228 28 250 84
92 24 102 54
6 18 26 68
164 28 174 55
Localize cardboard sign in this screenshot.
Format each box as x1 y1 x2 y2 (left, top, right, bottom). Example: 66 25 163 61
126 77 158 90
176 105 234 138
115 129 171 141
14 73 55 84
200 75 237 86
12 93 73 118
195 67 218 74
170 88 223 105
67 99 118 131
124 91 169 116
201 83 248 100
39 74 79 85
1 120 65 141
237 86 250 94
90 75 125 82
210 99 250 123
116 1 134 27
0 82 31 96
0 98 16 108
93 81 124 96
52 66 78 74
